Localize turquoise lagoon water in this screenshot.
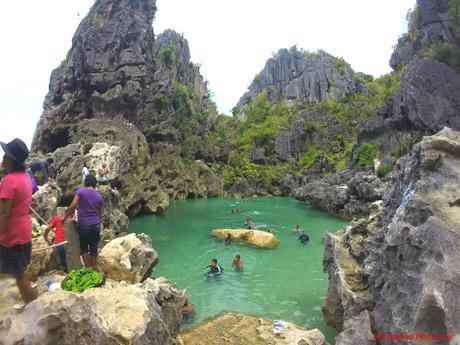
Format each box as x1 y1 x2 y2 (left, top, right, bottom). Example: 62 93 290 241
129 197 348 343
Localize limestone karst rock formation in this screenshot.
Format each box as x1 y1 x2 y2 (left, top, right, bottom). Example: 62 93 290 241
31 0 220 217
237 47 366 110
322 128 460 343
0 277 185 345
98 233 159 284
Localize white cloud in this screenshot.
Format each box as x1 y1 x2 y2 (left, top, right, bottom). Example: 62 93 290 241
0 0 415 147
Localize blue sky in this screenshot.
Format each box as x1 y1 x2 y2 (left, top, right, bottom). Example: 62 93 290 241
0 0 415 148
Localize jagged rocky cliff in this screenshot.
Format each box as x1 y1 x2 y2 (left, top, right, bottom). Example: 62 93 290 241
322 128 460 344
31 0 220 215
390 0 460 71
237 47 366 111
319 0 460 342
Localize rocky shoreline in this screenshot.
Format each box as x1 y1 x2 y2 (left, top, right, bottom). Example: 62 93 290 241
322 128 460 344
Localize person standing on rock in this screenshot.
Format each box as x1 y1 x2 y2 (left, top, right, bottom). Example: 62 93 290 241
0 138 37 304
97 162 109 185
44 211 71 272
66 174 104 270
81 161 90 185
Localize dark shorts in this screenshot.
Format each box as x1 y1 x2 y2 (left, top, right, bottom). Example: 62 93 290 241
0 242 32 275
78 224 101 256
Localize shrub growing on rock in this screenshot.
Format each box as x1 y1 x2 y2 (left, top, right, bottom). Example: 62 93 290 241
356 143 378 167
377 164 394 177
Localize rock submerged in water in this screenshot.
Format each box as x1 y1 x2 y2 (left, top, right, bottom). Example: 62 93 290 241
179 311 329 345
212 229 280 248
0 277 185 345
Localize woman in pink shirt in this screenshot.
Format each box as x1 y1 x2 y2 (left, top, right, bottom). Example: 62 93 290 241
0 138 36 304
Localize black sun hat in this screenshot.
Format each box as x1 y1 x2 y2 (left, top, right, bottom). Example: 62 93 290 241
0 138 30 168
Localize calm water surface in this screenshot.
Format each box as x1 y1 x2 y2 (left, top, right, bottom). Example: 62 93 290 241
129 197 347 343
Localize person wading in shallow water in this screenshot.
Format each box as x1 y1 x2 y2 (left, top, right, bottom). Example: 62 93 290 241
66 174 104 270
0 138 37 305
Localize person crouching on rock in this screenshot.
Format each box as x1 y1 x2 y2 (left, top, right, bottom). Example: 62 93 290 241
65 174 104 270
0 138 37 304
44 210 72 272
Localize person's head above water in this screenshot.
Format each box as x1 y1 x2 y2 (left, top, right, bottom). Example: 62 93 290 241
295 225 300 228
235 255 240 260
211 258 217 267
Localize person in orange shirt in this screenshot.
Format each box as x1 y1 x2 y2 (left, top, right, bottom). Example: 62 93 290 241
0 138 36 304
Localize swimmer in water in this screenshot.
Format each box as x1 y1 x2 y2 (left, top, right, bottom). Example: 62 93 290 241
298 230 310 244
232 255 244 272
204 259 223 276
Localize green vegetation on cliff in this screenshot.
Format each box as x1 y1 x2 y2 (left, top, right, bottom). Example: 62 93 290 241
160 44 176 67
449 0 460 32
214 67 401 190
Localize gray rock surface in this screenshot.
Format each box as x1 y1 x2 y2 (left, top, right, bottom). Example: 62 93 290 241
398 57 460 132
390 0 459 70
31 183 62 223
0 277 185 345
293 169 387 218
31 0 214 156
30 0 220 218
323 128 460 343
335 311 375 345
237 48 366 109
358 57 460 157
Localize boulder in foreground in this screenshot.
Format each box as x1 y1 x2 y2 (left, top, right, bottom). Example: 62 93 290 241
98 233 159 283
212 229 280 248
0 277 185 345
179 311 329 345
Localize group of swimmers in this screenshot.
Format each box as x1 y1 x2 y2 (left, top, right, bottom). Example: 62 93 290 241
203 256 244 277
293 225 310 244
